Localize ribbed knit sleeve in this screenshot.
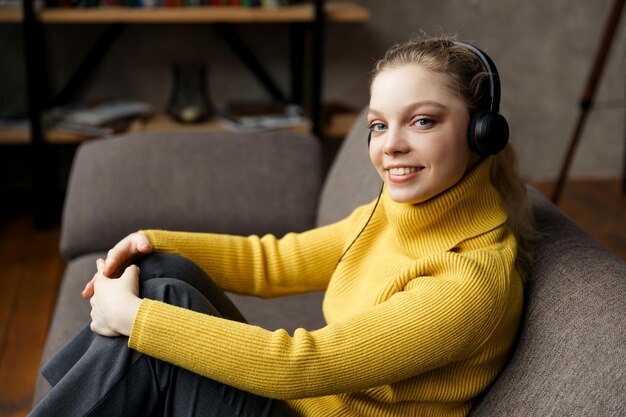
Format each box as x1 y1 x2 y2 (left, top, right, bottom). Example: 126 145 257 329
140 204 373 297
129 240 521 401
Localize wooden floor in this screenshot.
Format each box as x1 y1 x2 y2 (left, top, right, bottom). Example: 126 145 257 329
532 179 626 260
0 179 624 417
0 215 65 417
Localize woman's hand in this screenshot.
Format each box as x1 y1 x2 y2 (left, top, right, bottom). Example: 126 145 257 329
82 232 152 299
89 258 142 337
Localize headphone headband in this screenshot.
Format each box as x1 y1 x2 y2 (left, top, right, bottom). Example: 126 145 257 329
453 41 501 114
454 40 509 156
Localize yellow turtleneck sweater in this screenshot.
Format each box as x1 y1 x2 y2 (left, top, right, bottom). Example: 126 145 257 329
129 158 524 417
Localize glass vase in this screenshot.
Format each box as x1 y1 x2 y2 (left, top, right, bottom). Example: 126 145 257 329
166 62 213 124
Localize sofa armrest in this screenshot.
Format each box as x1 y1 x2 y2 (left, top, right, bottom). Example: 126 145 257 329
60 130 323 260
470 186 626 416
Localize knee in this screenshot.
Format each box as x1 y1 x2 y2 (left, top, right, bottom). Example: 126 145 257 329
141 278 222 317
136 253 204 281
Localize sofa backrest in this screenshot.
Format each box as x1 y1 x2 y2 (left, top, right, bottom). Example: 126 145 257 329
316 107 381 227
60 130 324 260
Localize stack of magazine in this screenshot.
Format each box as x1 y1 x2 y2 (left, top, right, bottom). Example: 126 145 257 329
47 100 153 138
218 103 309 133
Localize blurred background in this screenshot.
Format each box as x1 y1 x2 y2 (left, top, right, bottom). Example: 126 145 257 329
1 0 625 182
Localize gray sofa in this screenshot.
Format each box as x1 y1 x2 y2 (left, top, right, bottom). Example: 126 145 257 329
35 109 626 415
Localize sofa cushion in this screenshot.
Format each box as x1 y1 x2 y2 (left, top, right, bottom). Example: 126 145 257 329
469 188 626 416
61 130 323 260
228 292 325 332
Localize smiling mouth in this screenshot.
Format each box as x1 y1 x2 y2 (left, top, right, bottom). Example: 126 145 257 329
387 167 424 176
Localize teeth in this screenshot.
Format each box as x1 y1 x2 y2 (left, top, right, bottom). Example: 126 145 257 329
389 167 418 175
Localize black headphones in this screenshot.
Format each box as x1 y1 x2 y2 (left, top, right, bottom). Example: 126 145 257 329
367 41 509 156
455 41 509 156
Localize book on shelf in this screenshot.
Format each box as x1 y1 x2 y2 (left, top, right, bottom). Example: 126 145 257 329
58 100 151 124
46 99 154 138
218 113 309 133
218 103 309 133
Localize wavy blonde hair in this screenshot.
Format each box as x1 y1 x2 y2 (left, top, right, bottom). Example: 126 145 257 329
371 35 535 281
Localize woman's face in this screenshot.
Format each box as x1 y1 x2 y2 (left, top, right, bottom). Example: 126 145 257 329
368 64 480 205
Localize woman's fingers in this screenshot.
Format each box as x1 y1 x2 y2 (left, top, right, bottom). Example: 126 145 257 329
81 272 97 299
104 233 153 277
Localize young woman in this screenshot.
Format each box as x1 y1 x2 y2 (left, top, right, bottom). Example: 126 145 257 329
30 36 533 417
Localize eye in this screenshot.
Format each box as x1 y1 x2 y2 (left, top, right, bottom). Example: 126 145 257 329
368 122 387 132
412 117 435 128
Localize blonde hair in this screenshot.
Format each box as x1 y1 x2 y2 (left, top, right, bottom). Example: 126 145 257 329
371 35 535 281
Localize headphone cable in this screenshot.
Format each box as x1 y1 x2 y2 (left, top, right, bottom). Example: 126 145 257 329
335 183 384 268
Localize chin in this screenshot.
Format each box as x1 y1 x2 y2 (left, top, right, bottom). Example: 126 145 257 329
386 188 430 205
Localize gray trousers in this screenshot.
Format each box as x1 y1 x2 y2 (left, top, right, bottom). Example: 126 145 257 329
29 254 293 417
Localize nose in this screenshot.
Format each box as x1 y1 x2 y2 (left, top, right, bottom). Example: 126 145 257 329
382 127 410 155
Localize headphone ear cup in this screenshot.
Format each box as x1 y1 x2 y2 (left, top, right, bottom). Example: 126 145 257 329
468 111 510 156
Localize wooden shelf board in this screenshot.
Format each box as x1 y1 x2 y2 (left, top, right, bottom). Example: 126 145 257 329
131 113 311 134
0 110 359 144
130 113 230 132
32 3 368 24
0 125 100 145
0 112 314 145
324 111 358 139
325 2 369 22
0 7 22 22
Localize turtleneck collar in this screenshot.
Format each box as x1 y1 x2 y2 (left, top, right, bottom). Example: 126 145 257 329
379 157 508 258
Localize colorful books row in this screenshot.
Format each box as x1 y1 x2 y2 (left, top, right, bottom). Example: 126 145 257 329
43 0 299 8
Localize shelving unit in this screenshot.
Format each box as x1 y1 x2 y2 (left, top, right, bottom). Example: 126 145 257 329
1 1 368 226
0 2 368 144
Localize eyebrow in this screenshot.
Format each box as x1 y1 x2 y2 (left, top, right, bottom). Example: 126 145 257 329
368 100 449 118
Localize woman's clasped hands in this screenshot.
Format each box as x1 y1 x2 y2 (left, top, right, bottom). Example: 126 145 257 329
81 232 153 337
